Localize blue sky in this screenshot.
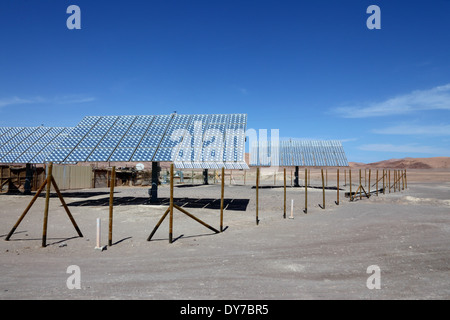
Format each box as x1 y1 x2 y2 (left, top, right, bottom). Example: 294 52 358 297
1 0 449 163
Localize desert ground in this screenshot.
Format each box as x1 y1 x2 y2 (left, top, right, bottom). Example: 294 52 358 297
0 167 449 301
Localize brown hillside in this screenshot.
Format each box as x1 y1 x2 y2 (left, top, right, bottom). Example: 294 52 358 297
350 157 450 169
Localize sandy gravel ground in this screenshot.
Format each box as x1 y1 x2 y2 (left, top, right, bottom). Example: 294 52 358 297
0 169 449 300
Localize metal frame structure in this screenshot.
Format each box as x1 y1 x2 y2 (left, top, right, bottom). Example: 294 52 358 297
147 164 220 243
5 162 83 247
45 113 248 169
0 127 72 164
250 139 348 167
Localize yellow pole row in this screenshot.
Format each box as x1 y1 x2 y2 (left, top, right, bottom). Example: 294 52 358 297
271 168 408 219
5 162 83 247
5 164 408 247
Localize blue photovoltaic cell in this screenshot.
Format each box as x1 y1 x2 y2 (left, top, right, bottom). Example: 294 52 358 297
138 135 161 147
250 139 348 167
8 113 249 169
0 127 72 164
131 147 157 162
118 136 142 148
109 148 135 161
152 115 172 125
98 136 121 147
134 115 154 125
65 148 93 162
71 126 92 136
87 148 115 162
152 148 173 161
78 116 101 126
126 125 148 136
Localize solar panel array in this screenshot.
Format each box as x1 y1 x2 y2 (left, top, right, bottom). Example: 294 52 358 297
250 139 348 167
46 113 249 169
1 116 348 168
0 127 72 164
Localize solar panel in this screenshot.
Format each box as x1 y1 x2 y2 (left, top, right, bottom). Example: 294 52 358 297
45 113 248 169
0 127 73 164
250 139 348 167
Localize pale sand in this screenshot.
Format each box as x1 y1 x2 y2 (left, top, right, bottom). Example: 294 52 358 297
0 168 449 300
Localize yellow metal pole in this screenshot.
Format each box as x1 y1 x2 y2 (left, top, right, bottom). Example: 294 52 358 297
321 168 325 209
256 167 259 225
5 178 47 241
349 169 352 201
405 169 407 189
359 169 362 200
389 170 391 193
394 170 397 191
395 170 397 192
368 169 371 196
50 177 83 238
397 170 400 191
220 167 225 232
42 162 53 247
304 168 308 213
283 168 286 219
402 169 405 190
147 208 170 241
364 169 367 187
169 164 174 243
376 170 378 196
173 204 219 233
108 166 115 246
336 168 339 205
395 170 400 191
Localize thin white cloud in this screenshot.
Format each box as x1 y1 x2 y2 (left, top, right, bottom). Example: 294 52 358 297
0 95 95 108
0 96 35 108
373 124 450 136
53 95 96 104
333 83 450 118
340 137 359 143
358 143 450 156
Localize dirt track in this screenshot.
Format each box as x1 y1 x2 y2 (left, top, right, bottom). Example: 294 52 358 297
0 169 449 300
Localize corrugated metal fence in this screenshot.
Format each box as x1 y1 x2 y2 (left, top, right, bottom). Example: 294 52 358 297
52 165 93 190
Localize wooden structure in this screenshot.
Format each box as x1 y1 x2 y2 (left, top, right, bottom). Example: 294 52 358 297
108 166 116 246
4 162 83 247
147 164 220 243
0 164 46 193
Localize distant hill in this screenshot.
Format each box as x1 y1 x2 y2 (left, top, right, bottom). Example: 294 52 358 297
245 154 450 169
349 157 450 169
